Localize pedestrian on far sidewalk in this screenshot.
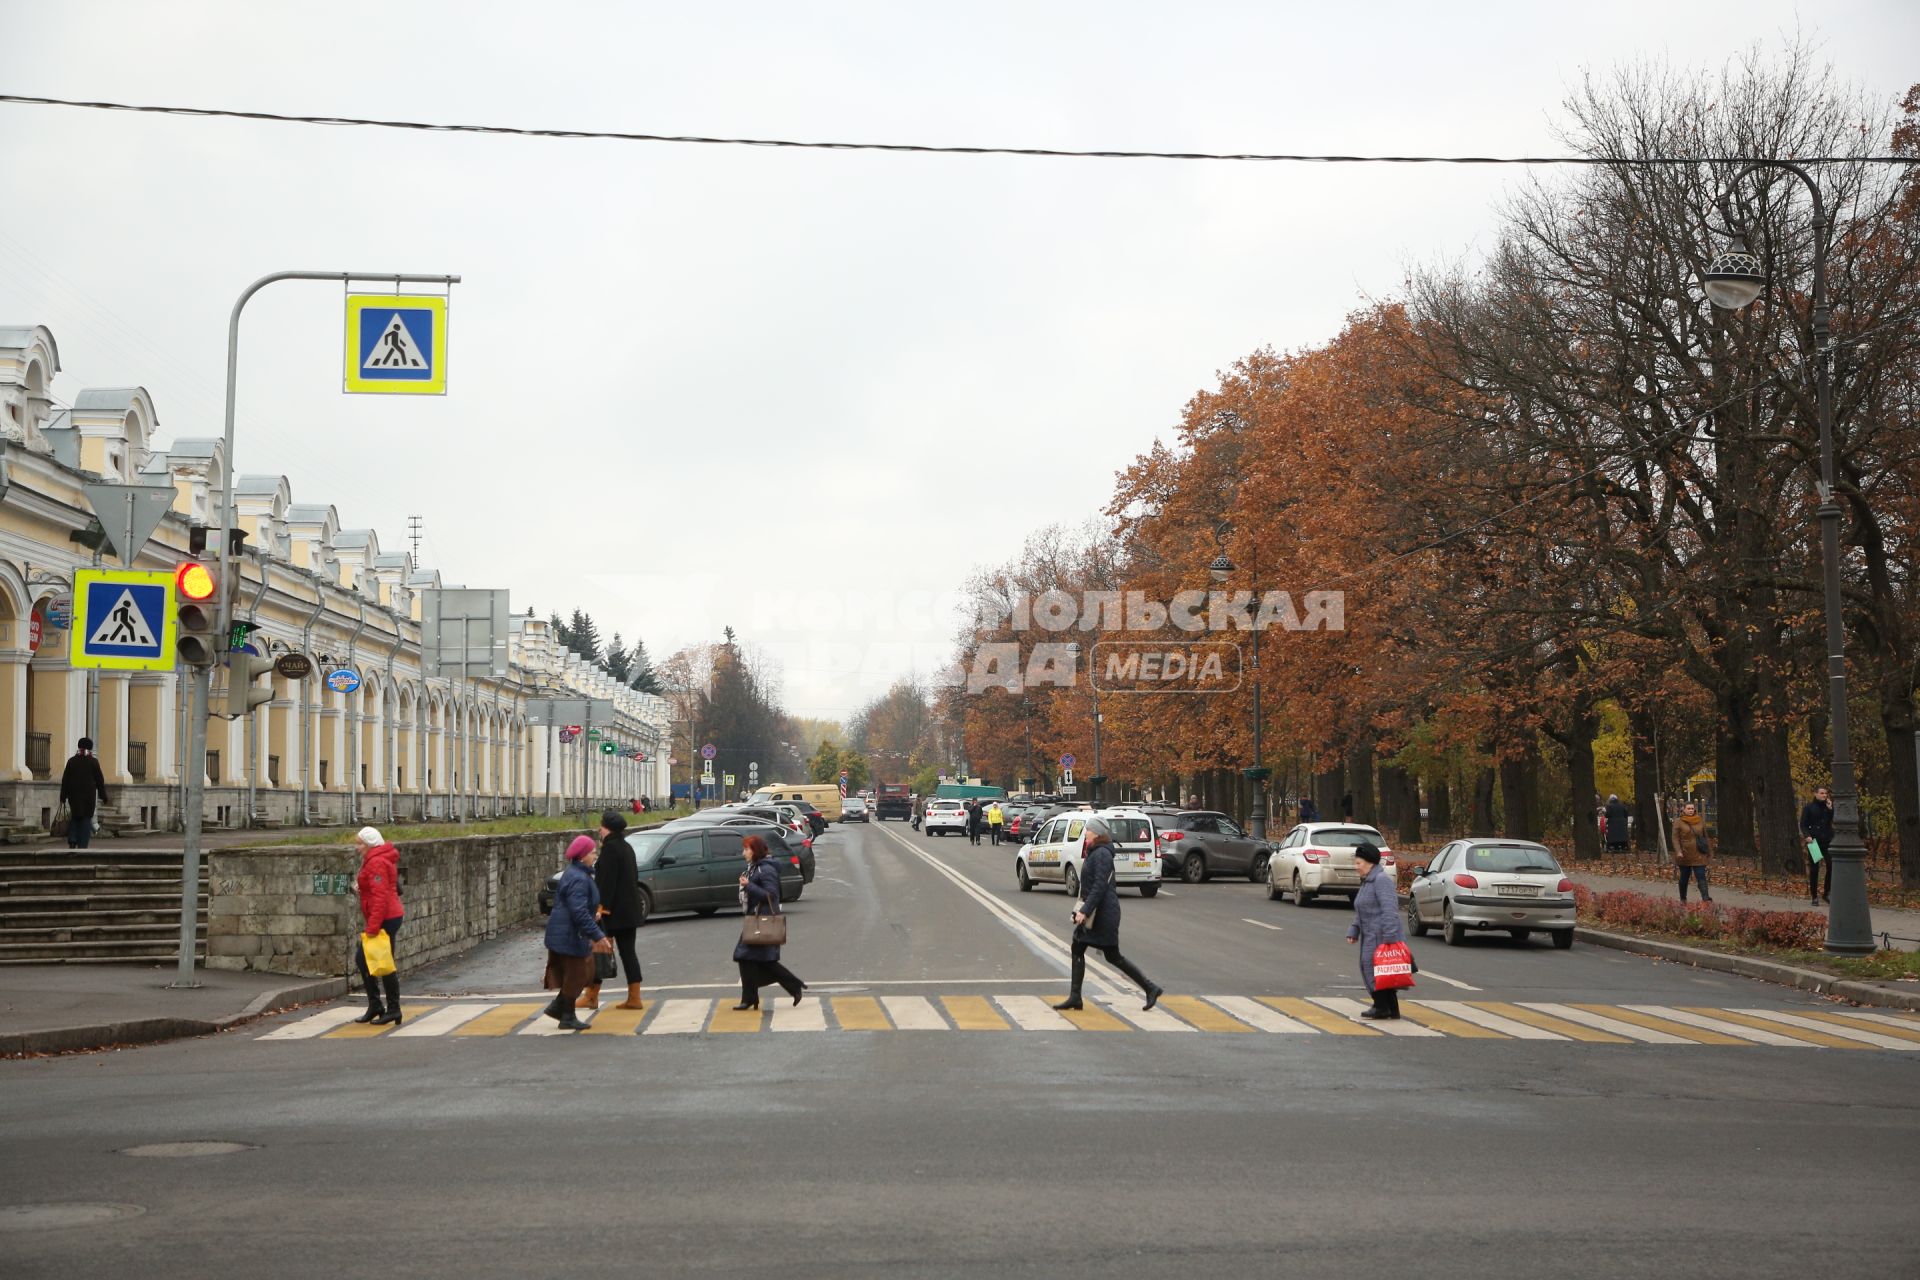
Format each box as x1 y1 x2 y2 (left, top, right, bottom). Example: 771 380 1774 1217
911 794 923 831
588 810 646 1012
1298 795 1319 824
58 737 108 850
543 836 612 1030
1671 802 1713 903
1603 794 1631 853
1347 842 1405 1020
733 835 805 1009
352 827 406 1026
1054 821 1162 1013
1800 785 1835 905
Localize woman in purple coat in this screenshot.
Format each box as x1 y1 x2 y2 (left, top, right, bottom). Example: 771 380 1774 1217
1347 842 1406 1020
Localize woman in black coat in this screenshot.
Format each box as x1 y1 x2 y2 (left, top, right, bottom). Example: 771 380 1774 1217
58 736 109 850
588 810 646 1011
1054 823 1162 1012
733 835 806 1010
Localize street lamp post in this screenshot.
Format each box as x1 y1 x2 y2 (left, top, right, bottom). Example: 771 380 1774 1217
1702 160 1873 955
1211 548 1267 842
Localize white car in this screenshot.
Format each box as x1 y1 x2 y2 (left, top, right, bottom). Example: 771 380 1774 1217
1406 838 1575 948
1016 807 1162 898
924 799 968 836
1266 822 1395 906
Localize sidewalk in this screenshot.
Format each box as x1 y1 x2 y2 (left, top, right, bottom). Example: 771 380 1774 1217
0 964 345 1055
1569 870 1920 952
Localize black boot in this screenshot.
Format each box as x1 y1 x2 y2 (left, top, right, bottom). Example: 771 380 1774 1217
352 994 384 1024
543 994 571 1023
1052 994 1085 1011
1142 984 1163 1012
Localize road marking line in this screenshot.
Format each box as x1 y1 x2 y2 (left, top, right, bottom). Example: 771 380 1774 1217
708 1002 765 1033
1416 971 1481 992
1628 1006 1812 1047
941 995 1011 1030
520 1004 598 1035
1566 1004 1745 1046
1470 1001 1628 1043
1309 997 1443 1035
1676 1007 1868 1049
1431 1003 1567 1040
390 1004 496 1038
1158 995 1254 1032
1808 1009 1920 1039
830 996 891 1031
453 1003 543 1036
994 994 1075 1031
1521 1002 1692 1044
326 1005 429 1038
770 999 827 1031
1203 995 1318 1033
641 999 711 1035
256 1007 365 1040
1241 918 1284 932
1101 999 1197 1032
1057 1002 1130 1031
1258 997 1381 1036
881 995 948 1030
1397 1002 1510 1039
585 1005 649 1036
1728 1008 1919 1051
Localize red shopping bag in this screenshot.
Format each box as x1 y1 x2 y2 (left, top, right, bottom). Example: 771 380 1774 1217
1372 941 1416 990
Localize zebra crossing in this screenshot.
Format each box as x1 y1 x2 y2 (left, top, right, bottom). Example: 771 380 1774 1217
255 994 1920 1049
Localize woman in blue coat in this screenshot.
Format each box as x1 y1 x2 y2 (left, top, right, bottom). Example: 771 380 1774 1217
544 835 612 1030
1054 823 1163 1012
1347 842 1407 1020
733 835 806 1010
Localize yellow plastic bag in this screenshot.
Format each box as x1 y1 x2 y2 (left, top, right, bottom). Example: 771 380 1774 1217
361 930 396 978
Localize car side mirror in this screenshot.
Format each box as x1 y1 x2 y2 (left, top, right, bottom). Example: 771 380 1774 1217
1410 865 1426 877
658 855 676 866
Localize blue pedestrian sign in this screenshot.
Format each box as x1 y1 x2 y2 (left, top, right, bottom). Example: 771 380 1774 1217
344 294 449 395
69 569 175 671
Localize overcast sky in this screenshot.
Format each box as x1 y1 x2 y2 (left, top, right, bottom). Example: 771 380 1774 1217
2 2 1913 718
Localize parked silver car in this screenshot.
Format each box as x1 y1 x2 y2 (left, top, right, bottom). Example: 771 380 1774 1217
1405 838 1576 948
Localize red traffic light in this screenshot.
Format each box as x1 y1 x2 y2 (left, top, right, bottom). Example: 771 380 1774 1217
176 561 217 602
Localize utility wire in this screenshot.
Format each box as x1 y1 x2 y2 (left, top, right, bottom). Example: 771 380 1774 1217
1 94 1914 166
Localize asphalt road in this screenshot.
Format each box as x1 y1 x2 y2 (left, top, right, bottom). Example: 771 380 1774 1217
3 819 1916 1279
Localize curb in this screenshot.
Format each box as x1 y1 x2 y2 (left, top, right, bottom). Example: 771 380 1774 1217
0 976 349 1057
1575 927 1920 1012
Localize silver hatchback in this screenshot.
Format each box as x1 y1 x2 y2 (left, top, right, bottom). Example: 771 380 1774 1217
1405 839 1575 949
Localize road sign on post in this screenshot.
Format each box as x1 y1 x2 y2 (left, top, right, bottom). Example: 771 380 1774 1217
344 294 449 394
69 570 175 671
82 482 177 567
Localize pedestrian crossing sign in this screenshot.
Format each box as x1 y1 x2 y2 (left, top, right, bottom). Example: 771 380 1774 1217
344 294 448 395
69 569 176 671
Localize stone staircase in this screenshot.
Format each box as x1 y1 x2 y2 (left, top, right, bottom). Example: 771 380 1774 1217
0 850 206 965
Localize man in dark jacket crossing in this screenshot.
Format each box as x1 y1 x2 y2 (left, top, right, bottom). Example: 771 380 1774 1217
1053 821 1162 1012
590 811 646 1011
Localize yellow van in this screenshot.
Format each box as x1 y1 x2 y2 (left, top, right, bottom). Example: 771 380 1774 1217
749 783 843 822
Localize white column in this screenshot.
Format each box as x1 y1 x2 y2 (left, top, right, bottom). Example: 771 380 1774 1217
0 653 29 783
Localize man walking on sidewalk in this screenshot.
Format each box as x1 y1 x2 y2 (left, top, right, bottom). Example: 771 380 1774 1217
1671 802 1712 903
1800 785 1834 905
58 737 108 850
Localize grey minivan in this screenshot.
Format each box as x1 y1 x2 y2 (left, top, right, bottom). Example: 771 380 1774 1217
540 826 803 926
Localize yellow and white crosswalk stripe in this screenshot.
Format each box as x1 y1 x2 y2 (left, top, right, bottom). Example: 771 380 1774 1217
255 996 1920 1049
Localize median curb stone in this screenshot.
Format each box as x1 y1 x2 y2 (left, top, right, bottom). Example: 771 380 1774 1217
1575 927 1920 1012
0 976 347 1057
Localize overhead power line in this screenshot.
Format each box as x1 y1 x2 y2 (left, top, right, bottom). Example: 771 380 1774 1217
0 94 1913 166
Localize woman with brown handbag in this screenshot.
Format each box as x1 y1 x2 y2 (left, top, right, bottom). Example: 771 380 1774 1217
732 835 805 1010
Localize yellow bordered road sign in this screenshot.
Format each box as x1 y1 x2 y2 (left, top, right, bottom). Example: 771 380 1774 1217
344 293 448 395
70 569 176 671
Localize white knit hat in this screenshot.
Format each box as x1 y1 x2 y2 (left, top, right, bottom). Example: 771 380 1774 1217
356 826 384 846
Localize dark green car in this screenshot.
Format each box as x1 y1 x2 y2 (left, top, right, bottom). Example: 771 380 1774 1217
541 825 803 926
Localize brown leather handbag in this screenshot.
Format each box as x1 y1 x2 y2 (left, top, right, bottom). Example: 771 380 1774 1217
740 912 787 947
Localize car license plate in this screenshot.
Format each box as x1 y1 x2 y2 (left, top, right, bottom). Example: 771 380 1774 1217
1495 884 1539 897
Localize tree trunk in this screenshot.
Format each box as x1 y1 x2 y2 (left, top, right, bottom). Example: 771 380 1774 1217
1630 708 1661 852
1346 745 1375 824
1377 764 1402 831
1397 769 1422 846
1314 761 1345 819
1566 698 1601 862
1751 716 1801 877
1470 767 1496 835
1714 689 1757 863
1499 743 1539 840
1878 687 1920 890
1428 776 1453 835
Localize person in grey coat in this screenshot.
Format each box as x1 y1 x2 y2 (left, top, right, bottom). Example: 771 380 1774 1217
1054 822 1163 1012
1347 841 1407 1020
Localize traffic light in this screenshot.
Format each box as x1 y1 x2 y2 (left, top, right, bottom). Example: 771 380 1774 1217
174 560 218 667
225 648 276 718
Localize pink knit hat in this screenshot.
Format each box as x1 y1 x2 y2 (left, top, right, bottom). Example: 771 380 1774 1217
565 836 596 861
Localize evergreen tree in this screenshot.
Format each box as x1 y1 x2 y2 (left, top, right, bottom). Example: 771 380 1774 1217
629 638 663 694
567 609 602 663
603 633 632 683
550 612 572 651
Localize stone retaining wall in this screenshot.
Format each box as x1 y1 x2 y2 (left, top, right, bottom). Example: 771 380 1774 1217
204 831 580 978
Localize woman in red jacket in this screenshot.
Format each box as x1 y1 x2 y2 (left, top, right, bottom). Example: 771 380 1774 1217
352 826 406 1025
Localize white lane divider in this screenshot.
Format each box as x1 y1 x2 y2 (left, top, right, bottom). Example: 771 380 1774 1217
641 1000 713 1035
1622 1006 1807 1047
1416 970 1481 992
1309 997 1444 1036
521 1004 598 1035
1435 1003 1568 1040
1731 1008 1920 1051
1520 1002 1691 1044
1241 918 1285 932
390 1004 497 1038
255 1007 365 1040
994 994 1075 1031
881 995 948 1030
1203 995 1318 1033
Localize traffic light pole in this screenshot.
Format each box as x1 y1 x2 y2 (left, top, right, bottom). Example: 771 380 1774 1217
172 269 460 988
